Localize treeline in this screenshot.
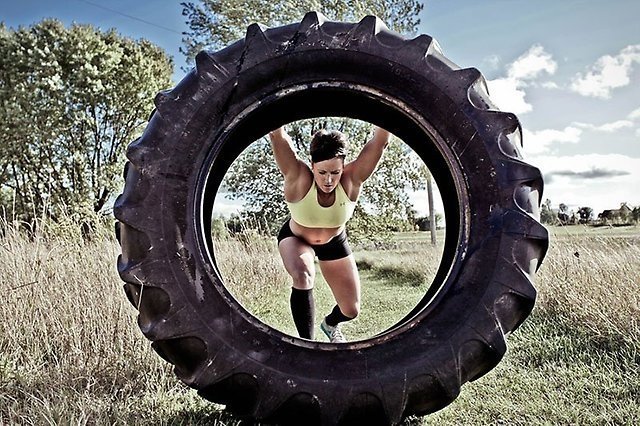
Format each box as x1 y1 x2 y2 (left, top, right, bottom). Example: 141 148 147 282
0 20 172 224
540 200 639 226
1 0 426 241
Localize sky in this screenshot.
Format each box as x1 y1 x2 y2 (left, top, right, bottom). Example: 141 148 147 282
2 0 639 218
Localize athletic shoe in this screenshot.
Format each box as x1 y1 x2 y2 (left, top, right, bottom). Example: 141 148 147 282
320 318 346 343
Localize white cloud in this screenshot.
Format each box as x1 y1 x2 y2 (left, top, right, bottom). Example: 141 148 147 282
410 186 444 218
628 107 640 120
530 153 640 213
212 192 244 217
507 44 557 81
523 115 636 156
522 126 582 155
541 81 560 89
570 44 640 99
487 45 557 114
573 120 634 132
487 77 531 114
483 54 501 70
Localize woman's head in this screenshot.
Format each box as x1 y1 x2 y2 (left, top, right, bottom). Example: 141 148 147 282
310 129 348 163
310 129 348 193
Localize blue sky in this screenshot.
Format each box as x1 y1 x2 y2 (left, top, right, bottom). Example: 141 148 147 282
2 0 639 217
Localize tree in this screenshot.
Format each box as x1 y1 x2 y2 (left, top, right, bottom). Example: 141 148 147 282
426 174 436 245
180 0 423 64
183 1 433 241
540 198 556 225
619 202 631 224
557 203 570 225
577 206 593 224
0 20 173 223
221 118 430 240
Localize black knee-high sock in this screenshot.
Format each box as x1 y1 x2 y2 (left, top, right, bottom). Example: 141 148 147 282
325 304 353 327
290 288 315 339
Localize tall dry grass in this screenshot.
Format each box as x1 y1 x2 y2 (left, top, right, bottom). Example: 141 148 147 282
429 227 640 425
213 231 290 308
1 217 638 424
196 225 640 344
0 218 209 424
535 227 640 343
213 229 446 339
212 231 296 334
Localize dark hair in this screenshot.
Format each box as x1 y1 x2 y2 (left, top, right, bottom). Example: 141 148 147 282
310 129 348 163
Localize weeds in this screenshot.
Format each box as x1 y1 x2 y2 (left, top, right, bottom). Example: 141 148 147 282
1 219 638 424
535 230 640 343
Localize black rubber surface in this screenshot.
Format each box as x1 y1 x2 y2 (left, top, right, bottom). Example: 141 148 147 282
114 12 549 425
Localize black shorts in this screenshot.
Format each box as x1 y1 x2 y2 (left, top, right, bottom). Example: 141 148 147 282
277 220 352 261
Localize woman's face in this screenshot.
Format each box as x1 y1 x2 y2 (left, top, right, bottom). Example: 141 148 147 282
311 157 344 193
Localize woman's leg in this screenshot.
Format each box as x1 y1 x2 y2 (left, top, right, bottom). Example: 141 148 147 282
278 236 316 339
319 254 361 322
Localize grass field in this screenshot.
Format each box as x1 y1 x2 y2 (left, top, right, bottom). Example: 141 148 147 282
1 220 638 425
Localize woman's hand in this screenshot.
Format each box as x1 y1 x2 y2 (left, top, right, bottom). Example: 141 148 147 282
269 126 287 139
372 126 391 146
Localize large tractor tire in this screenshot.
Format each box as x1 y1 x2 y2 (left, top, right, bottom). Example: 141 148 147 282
114 12 549 425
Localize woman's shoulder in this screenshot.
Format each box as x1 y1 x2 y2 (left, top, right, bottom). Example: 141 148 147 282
284 166 313 202
339 171 360 202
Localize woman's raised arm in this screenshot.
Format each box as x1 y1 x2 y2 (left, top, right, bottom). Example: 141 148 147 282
347 126 391 185
268 126 306 180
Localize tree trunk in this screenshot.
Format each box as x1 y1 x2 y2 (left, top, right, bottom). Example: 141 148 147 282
427 174 436 245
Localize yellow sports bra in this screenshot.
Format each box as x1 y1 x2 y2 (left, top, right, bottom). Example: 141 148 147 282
286 182 357 228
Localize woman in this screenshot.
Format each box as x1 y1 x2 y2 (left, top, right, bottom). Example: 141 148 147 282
269 125 391 342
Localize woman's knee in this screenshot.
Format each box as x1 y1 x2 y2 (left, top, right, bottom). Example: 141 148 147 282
291 268 315 290
340 301 360 319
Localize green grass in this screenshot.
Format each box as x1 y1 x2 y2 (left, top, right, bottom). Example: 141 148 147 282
425 314 639 424
1 220 638 424
215 231 443 341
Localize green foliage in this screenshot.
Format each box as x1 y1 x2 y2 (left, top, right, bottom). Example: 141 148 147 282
221 137 287 234
218 118 430 241
577 206 593 224
180 0 423 63
0 20 173 223
183 1 430 242
540 199 558 225
415 213 443 231
210 217 230 239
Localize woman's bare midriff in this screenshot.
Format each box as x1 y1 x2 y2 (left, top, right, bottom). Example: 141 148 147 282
289 219 344 245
